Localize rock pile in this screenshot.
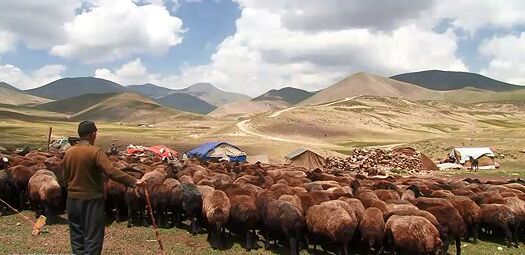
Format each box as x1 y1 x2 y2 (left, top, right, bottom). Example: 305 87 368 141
325 148 424 174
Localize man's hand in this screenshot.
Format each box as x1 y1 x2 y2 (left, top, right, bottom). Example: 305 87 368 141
135 179 147 187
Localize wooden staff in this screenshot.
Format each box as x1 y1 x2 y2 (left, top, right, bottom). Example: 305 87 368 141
144 187 165 254
47 127 52 152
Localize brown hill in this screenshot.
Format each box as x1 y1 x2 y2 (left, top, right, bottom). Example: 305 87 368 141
300 72 441 105
70 93 203 123
249 95 525 146
35 93 118 114
0 87 51 106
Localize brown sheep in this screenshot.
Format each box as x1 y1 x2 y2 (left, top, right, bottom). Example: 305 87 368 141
306 202 357 255
385 208 440 229
124 171 146 228
151 178 178 228
500 196 525 245
374 189 401 201
105 178 128 222
170 183 203 235
360 197 389 215
0 169 16 215
431 189 454 198
296 191 330 214
202 190 231 249
385 215 442 254
360 207 385 254
28 169 62 223
43 156 64 186
279 195 303 216
423 205 466 255
338 197 365 223
480 203 517 247
446 196 482 243
228 194 259 251
6 165 37 209
262 198 305 255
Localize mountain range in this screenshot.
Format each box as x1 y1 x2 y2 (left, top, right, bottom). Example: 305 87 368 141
390 70 523 91
127 82 251 107
0 69 524 120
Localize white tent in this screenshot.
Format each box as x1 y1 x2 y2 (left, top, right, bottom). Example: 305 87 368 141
449 147 496 169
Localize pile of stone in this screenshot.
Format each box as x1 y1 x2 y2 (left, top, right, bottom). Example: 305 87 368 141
325 148 423 174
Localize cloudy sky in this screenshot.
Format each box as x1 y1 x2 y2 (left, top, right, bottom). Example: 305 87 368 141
0 0 524 96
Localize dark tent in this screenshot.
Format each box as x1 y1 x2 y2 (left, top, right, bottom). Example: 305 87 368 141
285 148 325 169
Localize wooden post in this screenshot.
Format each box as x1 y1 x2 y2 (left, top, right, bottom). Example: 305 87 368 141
47 127 52 152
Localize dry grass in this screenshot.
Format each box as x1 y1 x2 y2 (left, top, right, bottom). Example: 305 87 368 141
1 212 523 255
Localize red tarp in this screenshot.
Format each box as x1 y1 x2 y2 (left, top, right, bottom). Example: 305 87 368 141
126 144 179 160
147 145 179 159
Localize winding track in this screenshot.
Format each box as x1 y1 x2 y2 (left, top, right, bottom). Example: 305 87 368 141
236 95 362 146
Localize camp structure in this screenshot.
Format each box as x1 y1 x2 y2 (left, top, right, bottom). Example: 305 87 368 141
392 147 439 171
126 144 179 160
285 148 326 169
186 142 247 162
449 147 497 169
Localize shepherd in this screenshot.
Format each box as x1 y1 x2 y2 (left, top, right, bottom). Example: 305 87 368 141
63 120 146 255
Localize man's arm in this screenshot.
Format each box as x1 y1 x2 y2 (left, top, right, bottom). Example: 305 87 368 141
94 149 137 188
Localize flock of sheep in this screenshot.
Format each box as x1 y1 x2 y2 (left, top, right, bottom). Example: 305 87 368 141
0 150 524 255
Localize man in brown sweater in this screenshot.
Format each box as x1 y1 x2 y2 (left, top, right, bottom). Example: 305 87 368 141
64 121 145 255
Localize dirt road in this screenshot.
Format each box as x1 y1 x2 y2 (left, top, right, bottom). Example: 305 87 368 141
236 119 333 146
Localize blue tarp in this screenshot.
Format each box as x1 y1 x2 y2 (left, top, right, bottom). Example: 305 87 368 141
186 142 246 162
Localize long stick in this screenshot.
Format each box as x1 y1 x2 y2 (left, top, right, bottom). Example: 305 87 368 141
144 188 165 254
47 127 52 152
0 197 36 226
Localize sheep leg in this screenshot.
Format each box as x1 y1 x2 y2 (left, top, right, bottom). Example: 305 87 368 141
154 209 163 228
340 241 348 255
246 230 254 251
17 187 25 210
218 227 225 249
455 238 461 255
502 224 512 248
472 224 479 243
288 237 297 255
142 207 150 227
263 230 271 250
376 246 384 255
512 222 519 248
190 216 198 235
126 204 133 228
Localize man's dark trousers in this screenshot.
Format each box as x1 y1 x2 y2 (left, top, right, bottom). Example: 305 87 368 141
67 197 105 255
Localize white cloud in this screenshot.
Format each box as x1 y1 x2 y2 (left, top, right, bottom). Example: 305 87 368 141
95 58 159 85
0 31 16 53
431 0 525 33
0 64 66 89
0 0 81 49
479 32 525 85
159 2 466 96
50 0 184 63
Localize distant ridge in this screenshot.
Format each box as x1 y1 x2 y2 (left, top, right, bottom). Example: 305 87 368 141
0 87 51 106
300 72 440 105
175 82 251 106
0 82 22 92
390 70 523 92
128 83 174 98
156 93 217 114
27 77 127 100
253 87 314 105
70 93 202 122
35 93 118 114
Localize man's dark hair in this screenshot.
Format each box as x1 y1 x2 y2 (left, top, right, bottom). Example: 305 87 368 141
78 120 98 138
